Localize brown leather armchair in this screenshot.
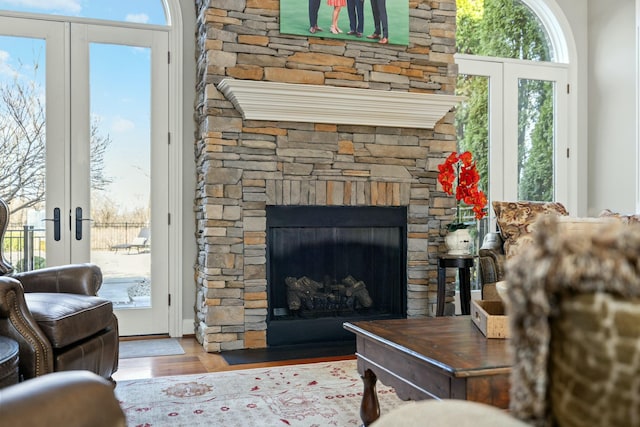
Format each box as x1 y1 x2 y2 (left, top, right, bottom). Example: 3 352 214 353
0 264 119 381
0 370 126 427
0 199 118 382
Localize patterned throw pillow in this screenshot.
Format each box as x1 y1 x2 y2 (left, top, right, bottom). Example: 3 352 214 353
493 201 569 258
599 209 640 224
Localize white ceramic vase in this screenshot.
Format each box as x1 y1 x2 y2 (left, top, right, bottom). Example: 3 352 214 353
445 228 473 255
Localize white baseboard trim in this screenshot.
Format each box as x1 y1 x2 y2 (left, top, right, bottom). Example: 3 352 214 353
180 319 196 337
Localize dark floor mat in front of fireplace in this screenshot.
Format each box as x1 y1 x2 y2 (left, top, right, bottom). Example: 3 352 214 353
220 340 356 365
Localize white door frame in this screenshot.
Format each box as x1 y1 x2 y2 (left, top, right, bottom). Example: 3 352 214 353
165 0 184 338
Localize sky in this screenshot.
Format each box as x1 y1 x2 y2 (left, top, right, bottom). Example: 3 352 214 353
0 0 166 24
0 0 167 215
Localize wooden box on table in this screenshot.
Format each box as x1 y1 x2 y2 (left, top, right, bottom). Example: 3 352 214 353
471 299 510 338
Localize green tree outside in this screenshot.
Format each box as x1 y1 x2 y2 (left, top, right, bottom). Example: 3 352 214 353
456 0 554 202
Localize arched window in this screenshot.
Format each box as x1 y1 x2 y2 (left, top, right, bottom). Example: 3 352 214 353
457 0 553 61
455 0 573 215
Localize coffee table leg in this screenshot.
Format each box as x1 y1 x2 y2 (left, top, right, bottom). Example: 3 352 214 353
360 369 380 426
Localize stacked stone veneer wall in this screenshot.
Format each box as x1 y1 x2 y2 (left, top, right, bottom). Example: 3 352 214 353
194 0 458 351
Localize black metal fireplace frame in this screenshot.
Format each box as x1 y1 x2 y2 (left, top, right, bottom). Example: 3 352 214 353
265 205 408 347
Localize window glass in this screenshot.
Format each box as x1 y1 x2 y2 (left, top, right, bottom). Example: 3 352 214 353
91 42 152 309
0 0 167 25
0 35 47 249
517 78 554 201
457 0 553 61
456 73 489 196
456 73 490 269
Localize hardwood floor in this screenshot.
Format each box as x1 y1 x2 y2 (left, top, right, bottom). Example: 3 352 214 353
113 336 355 382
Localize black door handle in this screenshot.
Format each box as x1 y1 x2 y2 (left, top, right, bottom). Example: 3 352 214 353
75 207 93 240
43 208 61 241
76 207 82 240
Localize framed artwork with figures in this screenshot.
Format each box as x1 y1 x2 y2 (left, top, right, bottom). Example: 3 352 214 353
280 0 409 46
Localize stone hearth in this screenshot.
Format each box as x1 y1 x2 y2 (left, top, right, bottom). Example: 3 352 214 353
194 0 459 352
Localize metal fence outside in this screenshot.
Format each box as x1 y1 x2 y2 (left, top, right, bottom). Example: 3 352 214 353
90 222 149 251
3 223 149 272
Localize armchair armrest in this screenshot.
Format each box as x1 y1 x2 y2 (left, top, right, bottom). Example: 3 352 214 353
0 276 54 378
0 371 126 427
12 263 103 295
478 232 506 290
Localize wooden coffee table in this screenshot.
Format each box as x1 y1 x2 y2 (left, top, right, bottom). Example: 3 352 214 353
343 316 511 426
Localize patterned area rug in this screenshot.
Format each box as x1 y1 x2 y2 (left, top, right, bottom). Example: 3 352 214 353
115 359 405 426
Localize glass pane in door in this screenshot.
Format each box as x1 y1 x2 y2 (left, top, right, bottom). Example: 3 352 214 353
456 73 490 197
90 43 152 310
0 36 48 272
456 74 490 246
517 78 554 201
455 73 490 290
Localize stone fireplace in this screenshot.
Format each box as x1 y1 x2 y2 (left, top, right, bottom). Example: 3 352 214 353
194 0 459 352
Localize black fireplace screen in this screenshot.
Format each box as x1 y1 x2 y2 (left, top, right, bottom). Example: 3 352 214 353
266 206 407 346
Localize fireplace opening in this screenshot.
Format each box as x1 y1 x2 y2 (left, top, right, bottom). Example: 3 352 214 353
266 205 407 347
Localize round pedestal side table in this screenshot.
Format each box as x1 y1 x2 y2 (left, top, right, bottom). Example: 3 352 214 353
0 336 19 388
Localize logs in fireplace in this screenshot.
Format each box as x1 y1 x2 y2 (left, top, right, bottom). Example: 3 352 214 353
267 206 407 347
285 274 373 315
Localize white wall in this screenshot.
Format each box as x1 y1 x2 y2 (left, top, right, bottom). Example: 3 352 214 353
586 0 636 215
551 0 589 216
542 0 636 216
179 0 197 334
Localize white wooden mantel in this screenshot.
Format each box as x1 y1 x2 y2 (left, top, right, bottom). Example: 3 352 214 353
217 79 463 129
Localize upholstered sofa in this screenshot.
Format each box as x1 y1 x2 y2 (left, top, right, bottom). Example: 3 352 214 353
375 215 640 426
0 198 118 382
0 370 125 426
478 201 569 298
478 202 639 298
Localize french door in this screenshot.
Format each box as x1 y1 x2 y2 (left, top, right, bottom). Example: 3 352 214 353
0 16 169 335
456 55 569 224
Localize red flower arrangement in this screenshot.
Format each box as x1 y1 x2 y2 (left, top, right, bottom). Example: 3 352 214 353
437 151 488 231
